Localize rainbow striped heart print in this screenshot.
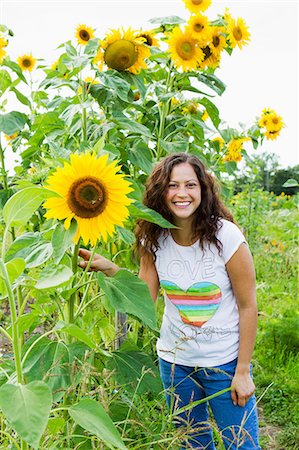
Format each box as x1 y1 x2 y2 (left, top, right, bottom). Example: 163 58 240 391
160 280 222 327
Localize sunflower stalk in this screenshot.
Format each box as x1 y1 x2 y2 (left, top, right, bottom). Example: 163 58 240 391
68 242 80 326
0 137 8 191
0 259 23 384
156 61 174 160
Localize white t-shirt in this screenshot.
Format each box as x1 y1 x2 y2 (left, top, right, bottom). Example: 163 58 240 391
154 219 246 367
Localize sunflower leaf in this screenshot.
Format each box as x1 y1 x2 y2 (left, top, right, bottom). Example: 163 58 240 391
128 202 177 229
0 111 28 135
97 270 157 331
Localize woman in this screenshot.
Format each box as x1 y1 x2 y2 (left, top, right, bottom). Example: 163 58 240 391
79 153 260 449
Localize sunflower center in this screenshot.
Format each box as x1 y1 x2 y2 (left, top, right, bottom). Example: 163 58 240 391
23 59 32 67
79 30 90 41
202 45 212 60
272 118 279 124
192 0 204 5
194 23 204 32
104 40 138 71
212 35 220 47
67 176 107 218
233 27 243 41
176 40 195 60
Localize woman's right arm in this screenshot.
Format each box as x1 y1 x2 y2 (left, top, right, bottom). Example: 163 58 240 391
139 251 160 303
79 248 160 302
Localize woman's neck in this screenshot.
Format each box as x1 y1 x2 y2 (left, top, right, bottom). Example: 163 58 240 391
170 221 196 246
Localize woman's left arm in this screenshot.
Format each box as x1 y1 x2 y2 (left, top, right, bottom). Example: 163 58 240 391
226 242 258 407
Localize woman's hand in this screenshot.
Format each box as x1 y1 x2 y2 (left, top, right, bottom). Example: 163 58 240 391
231 372 256 407
78 248 120 276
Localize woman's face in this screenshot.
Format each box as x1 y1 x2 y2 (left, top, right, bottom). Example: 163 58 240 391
165 162 201 224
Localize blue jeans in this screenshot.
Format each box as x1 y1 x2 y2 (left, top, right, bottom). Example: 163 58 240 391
159 358 260 449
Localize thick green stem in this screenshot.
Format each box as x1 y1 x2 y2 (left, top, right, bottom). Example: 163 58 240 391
82 106 87 142
68 242 80 325
0 259 23 384
156 61 174 160
0 138 8 191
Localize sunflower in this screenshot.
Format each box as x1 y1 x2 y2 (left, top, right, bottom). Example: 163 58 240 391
210 27 227 54
198 45 220 69
183 0 212 14
167 26 204 72
17 54 36 72
0 36 8 62
136 30 159 47
187 14 211 44
98 27 150 74
75 24 95 46
201 109 209 121
227 17 250 49
212 136 225 150
223 137 250 163
258 108 284 140
43 152 133 245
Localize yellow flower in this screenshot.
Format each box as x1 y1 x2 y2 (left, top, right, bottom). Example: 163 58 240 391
98 28 150 74
198 45 220 69
75 24 95 46
258 109 284 140
187 14 211 44
227 17 250 49
182 101 198 115
212 136 225 149
223 137 250 163
167 26 204 72
136 30 159 47
183 0 212 14
201 109 209 121
210 27 227 55
78 77 99 95
17 54 36 72
0 36 8 62
43 152 133 245
4 132 18 142
223 8 233 22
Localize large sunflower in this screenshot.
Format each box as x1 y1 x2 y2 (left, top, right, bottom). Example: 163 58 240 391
98 28 150 74
167 27 204 72
43 152 133 245
75 24 95 45
187 14 211 44
183 0 212 14
227 17 250 49
17 54 36 72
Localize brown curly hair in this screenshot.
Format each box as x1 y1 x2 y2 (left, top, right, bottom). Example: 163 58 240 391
135 153 235 258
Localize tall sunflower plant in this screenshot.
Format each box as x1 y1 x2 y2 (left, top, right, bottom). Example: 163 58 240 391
0 0 285 447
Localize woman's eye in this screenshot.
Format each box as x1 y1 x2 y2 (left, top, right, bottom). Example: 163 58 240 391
168 183 177 189
187 183 196 188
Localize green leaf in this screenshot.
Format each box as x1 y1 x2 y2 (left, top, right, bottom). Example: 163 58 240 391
199 97 220 129
282 178 298 188
115 226 135 245
6 258 25 283
52 221 77 264
149 15 185 25
0 111 28 135
3 187 55 227
98 71 132 103
115 117 152 138
35 263 73 289
97 270 157 331
196 72 226 96
107 349 162 394
3 59 27 83
55 321 96 348
127 140 153 174
129 201 177 229
22 337 71 402
69 399 127 450
160 139 189 154
11 87 31 106
6 232 53 268
0 69 12 93
0 381 52 449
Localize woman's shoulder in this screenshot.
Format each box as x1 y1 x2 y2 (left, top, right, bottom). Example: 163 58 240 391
217 218 243 236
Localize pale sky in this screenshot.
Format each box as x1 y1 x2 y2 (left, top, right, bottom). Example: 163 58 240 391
1 0 298 168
